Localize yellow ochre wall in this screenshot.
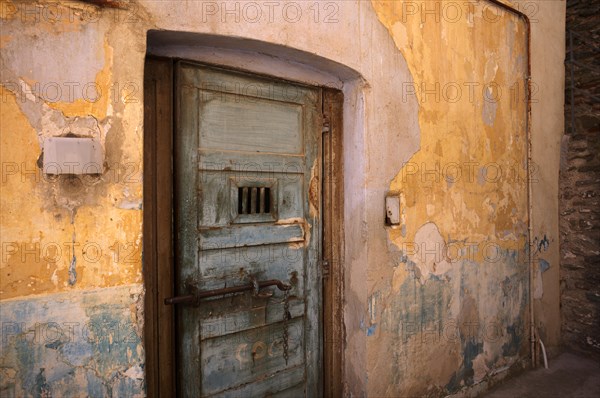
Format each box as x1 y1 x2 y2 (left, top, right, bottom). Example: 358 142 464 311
368 1 529 395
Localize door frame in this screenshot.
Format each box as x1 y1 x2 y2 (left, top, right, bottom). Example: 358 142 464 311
143 56 345 397
143 56 175 398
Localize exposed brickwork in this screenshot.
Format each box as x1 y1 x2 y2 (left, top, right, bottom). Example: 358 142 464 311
560 0 600 360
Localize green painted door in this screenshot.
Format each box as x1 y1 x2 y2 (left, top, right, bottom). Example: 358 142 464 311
174 62 323 397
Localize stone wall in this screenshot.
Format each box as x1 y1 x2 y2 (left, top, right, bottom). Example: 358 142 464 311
560 0 600 360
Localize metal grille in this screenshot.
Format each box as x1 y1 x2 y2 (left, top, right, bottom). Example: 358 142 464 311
238 187 271 215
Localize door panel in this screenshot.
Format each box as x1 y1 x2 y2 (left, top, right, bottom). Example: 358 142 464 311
200 318 304 395
196 246 306 294
174 62 322 397
211 366 305 398
199 95 304 154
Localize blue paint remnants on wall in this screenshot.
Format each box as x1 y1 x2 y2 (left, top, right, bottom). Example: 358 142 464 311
366 325 377 336
0 285 145 397
539 258 550 273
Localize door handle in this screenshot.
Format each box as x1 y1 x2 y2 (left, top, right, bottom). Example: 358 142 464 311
164 278 291 306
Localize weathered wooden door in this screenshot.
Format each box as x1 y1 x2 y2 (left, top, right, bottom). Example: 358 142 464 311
172 62 323 397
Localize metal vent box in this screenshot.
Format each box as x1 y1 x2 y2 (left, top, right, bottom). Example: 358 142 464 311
43 137 104 175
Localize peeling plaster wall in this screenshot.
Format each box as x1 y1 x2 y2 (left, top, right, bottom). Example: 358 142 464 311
368 1 530 395
1 2 145 299
1 1 147 395
0 0 564 396
366 0 565 395
0 285 144 397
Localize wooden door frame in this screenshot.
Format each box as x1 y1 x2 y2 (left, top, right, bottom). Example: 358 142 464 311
143 56 176 397
143 56 345 397
321 89 345 398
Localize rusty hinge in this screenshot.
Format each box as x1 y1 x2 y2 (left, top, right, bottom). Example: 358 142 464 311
321 259 330 278
322 115 331 134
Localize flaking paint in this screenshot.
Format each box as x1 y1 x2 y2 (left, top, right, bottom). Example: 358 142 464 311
0 285 145 397
1 16 143 300
368 0 531 395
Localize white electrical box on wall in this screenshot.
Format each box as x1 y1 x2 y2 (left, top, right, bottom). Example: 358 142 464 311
385 192 401 226
43 137 104 175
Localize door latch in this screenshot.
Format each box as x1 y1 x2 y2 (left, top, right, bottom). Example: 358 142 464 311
250 276 274 299
164 278 291 306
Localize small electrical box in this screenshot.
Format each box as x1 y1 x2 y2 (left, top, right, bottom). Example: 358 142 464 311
43 137 104 175
385 193 401 226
